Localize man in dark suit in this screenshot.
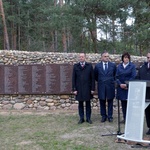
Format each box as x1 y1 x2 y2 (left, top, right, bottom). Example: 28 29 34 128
94 52 116 122
136 52 150 134
72 53 95 124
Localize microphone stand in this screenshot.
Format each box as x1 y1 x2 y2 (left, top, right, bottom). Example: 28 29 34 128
101 73 128 136
101 98 124 136
101 80 137 137
101 84 124 137
116 98 123 135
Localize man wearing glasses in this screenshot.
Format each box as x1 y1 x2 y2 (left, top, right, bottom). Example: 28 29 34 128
136 52 150 134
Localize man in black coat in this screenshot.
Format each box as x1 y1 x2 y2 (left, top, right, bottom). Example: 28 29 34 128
72 53 95 124
136 52 150 134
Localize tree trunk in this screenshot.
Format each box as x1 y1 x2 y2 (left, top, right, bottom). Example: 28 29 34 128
59 0 67 52
42 29 46 51
88 16 97 53
62 28 67 52
111 18 116 54
10 0 17 50
52 0 58 52
17 5 21 50
0 0 10 50
112 19 115 45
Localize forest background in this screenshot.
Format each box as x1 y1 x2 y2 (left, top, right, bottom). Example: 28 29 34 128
0 0 149 55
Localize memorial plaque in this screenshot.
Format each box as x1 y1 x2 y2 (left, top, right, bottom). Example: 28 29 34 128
1 64 75 95
0 65 4 94
18 65 32 94
60 64 73 94
32 65 46 94
45 64 60 94
4 65 18 94
0 63 140 95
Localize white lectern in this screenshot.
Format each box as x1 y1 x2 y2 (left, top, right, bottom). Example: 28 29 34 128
117 81 150 143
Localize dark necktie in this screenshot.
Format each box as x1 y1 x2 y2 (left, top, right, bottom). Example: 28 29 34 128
104 63 108 73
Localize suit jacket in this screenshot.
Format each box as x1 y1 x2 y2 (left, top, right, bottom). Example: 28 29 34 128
94 61 116 100
72 62 95 101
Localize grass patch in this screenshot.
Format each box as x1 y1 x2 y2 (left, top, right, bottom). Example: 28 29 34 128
0 110 146 150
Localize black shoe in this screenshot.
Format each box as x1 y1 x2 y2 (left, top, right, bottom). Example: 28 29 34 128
86 119 92 124
146 129 150 135
78 119 85 124
108 118 113 122
101 118 106 122
120 120 125 124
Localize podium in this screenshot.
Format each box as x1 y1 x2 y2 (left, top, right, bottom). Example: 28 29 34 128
117 81 150 143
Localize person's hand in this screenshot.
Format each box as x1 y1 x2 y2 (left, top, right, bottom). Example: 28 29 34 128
91 91 94 94
120 84 127 89
73 91 77 95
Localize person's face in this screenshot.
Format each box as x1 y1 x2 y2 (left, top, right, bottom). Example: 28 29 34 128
79 53 86 62
147 53 150 63
101 52 109 62
123 56 129 64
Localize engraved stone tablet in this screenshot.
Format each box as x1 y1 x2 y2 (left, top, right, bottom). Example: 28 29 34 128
0 65 4 94
1 64 75 95
60 64 72 94
45 64 60 94
18 65 32 94
32 65 46 94
4 65 18 94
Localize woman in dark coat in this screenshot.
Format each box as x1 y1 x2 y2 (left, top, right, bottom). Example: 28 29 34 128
72 53 95 124
116 52 136 123
94 52 116 122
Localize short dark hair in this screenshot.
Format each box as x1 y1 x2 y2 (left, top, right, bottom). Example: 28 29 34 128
121 52 130 61
101 51 108 56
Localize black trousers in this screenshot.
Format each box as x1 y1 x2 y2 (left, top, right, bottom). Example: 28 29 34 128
145 104 150 128
78 101 91 120
99 99 113 119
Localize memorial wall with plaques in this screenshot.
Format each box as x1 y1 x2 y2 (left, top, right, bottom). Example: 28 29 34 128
0 64 73 95
0 62 141 95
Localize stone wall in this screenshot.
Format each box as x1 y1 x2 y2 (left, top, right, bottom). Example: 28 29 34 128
0 50 146 111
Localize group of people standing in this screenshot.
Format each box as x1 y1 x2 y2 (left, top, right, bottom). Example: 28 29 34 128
72 51 150 135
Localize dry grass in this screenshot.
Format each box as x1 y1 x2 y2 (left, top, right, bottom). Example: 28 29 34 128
0 109 149 150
